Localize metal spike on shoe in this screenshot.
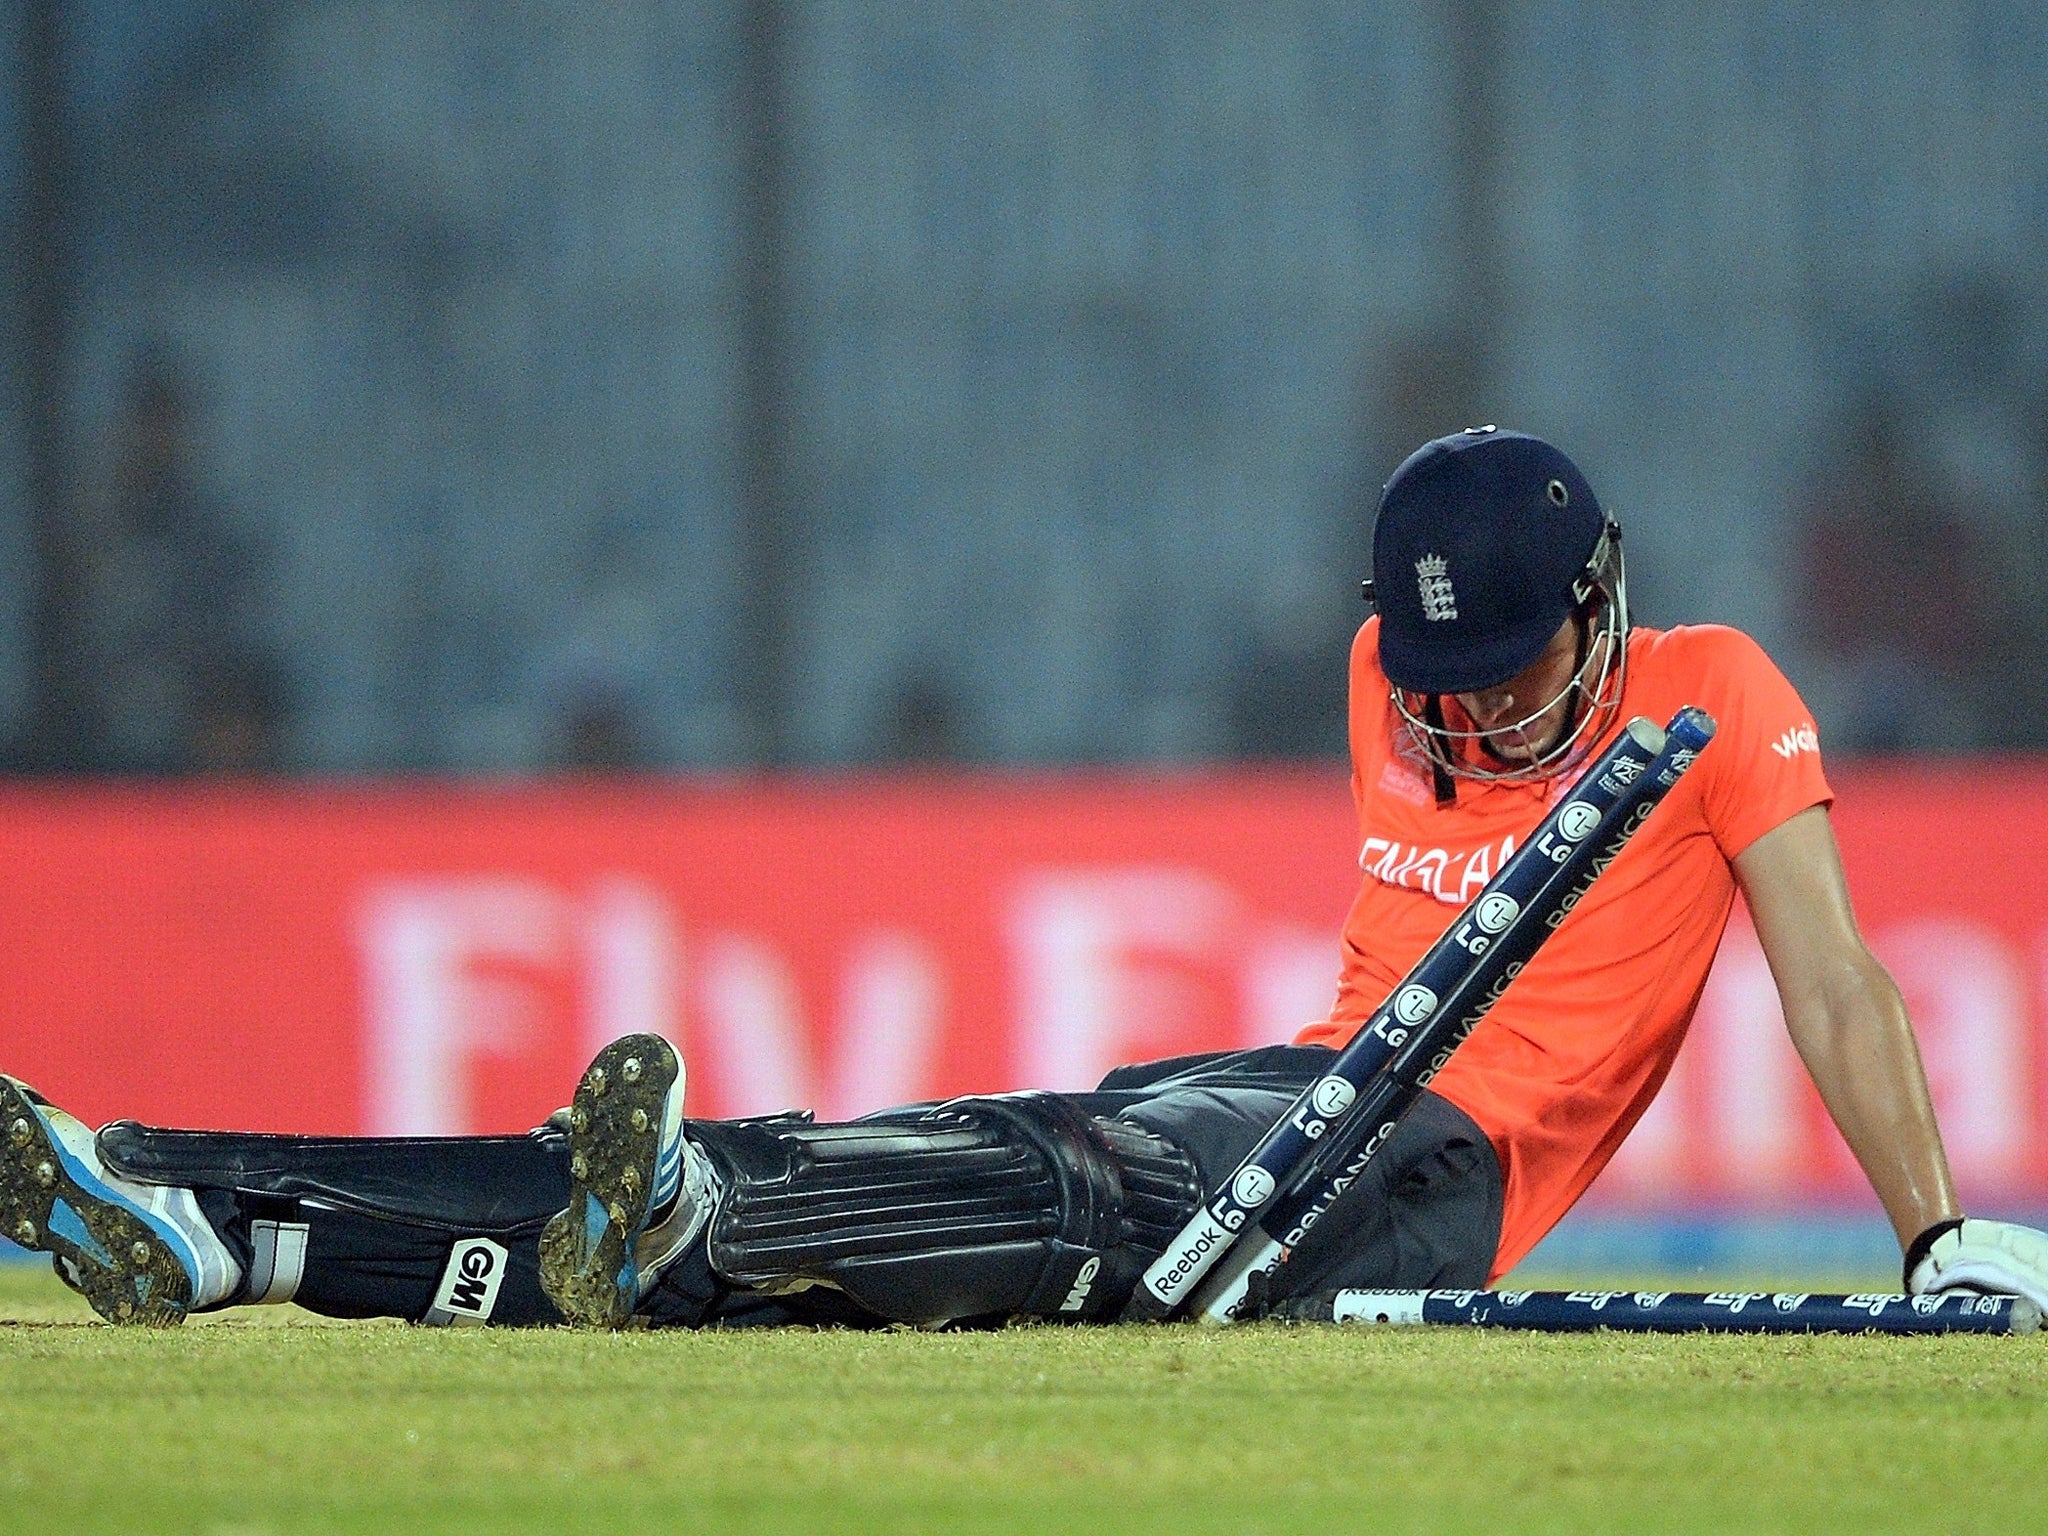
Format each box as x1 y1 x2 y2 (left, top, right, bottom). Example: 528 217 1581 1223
539 1034 683 1329
0 1076 191 1326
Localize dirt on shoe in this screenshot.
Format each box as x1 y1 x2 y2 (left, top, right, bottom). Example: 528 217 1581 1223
538 1035 678 1329
0 1077 192 1326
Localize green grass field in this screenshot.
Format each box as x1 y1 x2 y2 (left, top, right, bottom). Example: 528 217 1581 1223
2 1263 2042 1535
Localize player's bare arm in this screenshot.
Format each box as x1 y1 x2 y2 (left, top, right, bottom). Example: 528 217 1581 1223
1734 805 1959 1247
1739 804 2048 1304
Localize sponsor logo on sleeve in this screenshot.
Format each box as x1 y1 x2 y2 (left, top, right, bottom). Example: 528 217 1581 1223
1769 723 1820 759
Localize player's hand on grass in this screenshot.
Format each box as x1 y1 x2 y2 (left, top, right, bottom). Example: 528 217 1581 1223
1906 1218 2048 1310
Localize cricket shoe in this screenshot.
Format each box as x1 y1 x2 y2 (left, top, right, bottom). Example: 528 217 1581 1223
0 1075 240 1325
539 1034 717 1329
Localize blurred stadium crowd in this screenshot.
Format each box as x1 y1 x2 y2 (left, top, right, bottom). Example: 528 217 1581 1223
1 1 2046 775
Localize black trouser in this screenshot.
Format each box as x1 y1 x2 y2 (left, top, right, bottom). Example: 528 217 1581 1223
669 1044 1503 1328
156 1045 1502 1328
1082 1044 1504 1299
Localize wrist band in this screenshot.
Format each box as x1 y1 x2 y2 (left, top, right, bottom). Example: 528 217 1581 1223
1903 1217 1966 1290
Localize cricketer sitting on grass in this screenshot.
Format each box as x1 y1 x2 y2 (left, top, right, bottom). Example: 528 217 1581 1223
6 428 2047 1329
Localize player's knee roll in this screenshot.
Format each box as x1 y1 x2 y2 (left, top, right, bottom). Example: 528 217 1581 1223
684 1092 1201 1325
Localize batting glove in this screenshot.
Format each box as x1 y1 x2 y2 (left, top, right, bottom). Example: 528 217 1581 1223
1905 1218 2048 1312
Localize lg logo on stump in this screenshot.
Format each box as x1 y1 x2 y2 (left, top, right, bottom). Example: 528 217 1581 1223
1557 802 1601 841
1393 985 1438 1025
1475 893 1519 934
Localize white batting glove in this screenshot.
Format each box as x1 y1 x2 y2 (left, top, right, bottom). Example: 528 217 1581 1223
1905 1218 2048 1312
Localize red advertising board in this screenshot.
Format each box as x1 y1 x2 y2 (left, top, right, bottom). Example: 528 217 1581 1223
1 764 2043 1214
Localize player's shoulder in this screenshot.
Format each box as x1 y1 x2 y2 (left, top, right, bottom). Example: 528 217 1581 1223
1630 622 1824 782
1629 622 1790 699
1351 614 1386 680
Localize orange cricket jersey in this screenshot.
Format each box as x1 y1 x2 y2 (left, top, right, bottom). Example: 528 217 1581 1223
1294 620 1833 1278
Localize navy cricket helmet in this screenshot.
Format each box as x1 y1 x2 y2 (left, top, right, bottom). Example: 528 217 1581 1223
1368 428 1611 695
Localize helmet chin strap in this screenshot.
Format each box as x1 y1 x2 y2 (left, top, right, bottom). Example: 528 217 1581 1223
1422 694 1457 805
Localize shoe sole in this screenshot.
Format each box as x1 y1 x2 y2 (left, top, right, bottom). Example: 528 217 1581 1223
539 1035 679 1329
0 1078 192 1326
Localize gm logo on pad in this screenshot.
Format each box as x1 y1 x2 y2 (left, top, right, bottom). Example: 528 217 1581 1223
426 1237 509 1326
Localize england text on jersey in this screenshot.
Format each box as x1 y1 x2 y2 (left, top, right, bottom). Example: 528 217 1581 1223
1360 834 1519 906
